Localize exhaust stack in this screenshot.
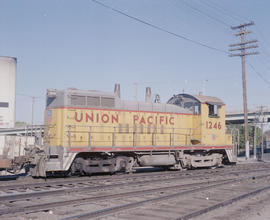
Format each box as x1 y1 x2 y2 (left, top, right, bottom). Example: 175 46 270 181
114 83 121 98
145 87 152 103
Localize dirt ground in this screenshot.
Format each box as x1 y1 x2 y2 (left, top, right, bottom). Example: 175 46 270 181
193 188 270 220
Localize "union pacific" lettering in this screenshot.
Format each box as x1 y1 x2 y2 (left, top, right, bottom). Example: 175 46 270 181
75 112 119 123
133 115 174 125
74 112 174 125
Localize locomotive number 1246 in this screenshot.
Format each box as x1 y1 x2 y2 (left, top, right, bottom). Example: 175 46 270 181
205 121 221 130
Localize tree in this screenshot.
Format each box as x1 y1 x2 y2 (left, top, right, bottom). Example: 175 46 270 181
228 124 264 150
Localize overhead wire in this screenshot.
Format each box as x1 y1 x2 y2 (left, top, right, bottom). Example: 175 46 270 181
172 0 270 87
183 0 270 89
253 53 270 71
197 0 270 87
91 0 228 54
196 1 268 53
92 0 270 88
247 62 270 87
179 0 231 28
170 0 234 38
199 0 246 24
253 26 270 64
199 1 270 51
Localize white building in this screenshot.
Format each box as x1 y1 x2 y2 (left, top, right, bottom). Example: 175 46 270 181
0 56 16 128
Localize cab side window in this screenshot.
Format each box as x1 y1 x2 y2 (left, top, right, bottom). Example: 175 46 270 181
208 104 219 117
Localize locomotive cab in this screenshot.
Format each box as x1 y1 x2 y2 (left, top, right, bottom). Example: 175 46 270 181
168 94 235 164
168 94 226 144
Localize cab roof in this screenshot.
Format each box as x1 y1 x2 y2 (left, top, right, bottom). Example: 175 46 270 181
167 94 224 106
191 94 224 106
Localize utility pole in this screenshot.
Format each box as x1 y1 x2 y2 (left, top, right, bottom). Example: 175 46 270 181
229 21 259 160
17 93 40 127
253 118 257 160
253 110 260 160
259 106 265 160
31 96 35 127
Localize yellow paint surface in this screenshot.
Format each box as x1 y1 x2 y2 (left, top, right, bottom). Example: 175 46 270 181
44 105 231 148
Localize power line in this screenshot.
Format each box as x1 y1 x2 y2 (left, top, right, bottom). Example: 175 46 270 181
200 0 246 24
201 0 270 65
248 62 270 87
91 0 228 54
176 0 270 89
92 0 270 90
180 0 231 27
195 1 270 88
253 26 270 63
179 0 270 76
170 0 233 37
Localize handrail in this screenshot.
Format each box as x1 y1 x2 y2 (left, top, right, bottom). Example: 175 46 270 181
63 125 193 148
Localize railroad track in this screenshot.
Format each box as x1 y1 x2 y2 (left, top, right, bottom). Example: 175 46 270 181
0 163 268 198
0 162 268 194
61 173 270 220
1 163 270 219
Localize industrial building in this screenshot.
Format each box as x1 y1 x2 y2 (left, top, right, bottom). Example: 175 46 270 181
0 56 16 128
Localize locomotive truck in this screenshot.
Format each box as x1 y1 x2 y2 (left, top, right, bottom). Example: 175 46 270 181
1 84 236 177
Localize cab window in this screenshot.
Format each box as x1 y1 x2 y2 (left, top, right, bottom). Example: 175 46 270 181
208 104 219 117
46 97 55 107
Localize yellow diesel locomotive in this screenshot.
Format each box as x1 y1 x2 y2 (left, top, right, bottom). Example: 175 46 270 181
30 84 235 177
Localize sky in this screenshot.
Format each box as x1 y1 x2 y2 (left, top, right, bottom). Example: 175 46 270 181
1 0 270 124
